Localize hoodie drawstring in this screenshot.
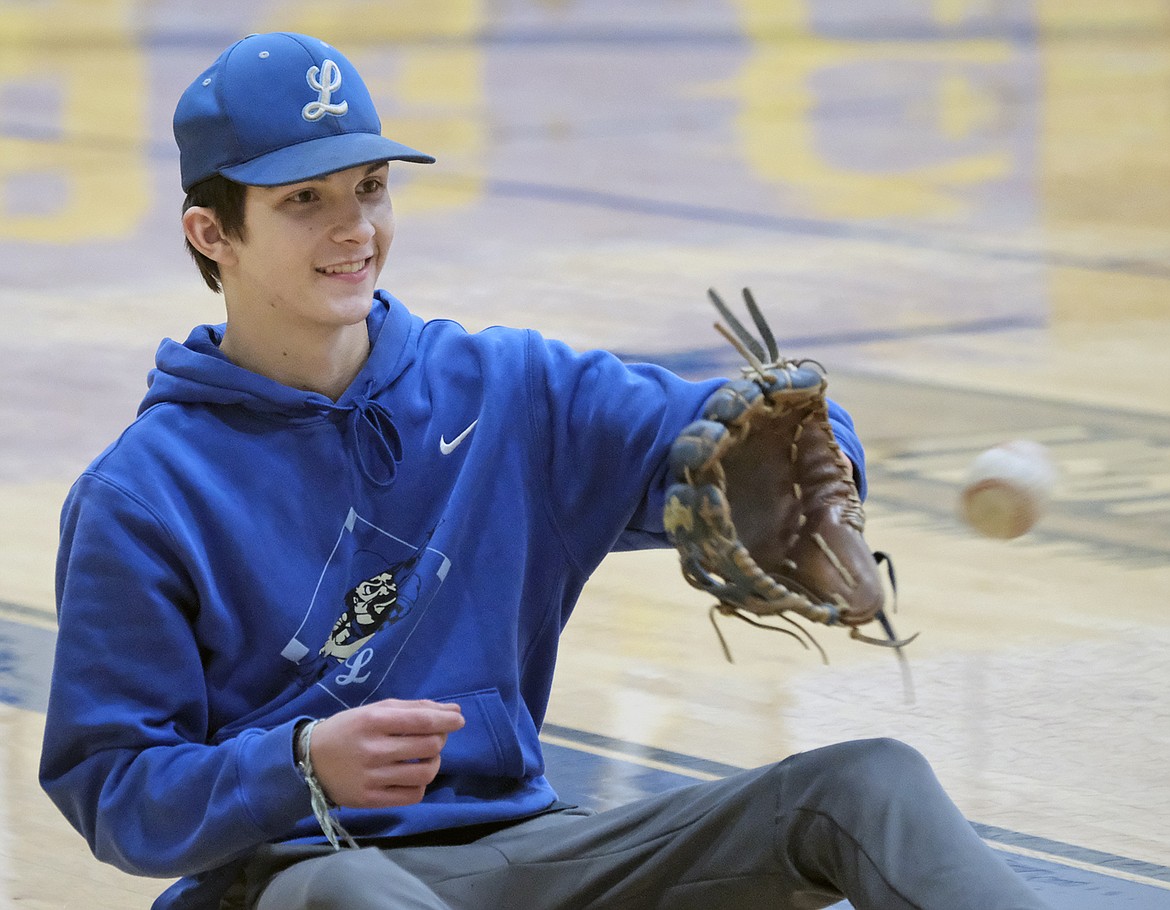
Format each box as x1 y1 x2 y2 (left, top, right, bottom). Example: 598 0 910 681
342 395 403 488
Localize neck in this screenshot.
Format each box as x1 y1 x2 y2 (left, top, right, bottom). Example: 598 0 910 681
219 317 371 401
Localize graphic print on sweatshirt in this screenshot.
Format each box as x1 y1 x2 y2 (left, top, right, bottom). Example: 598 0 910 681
280 506 450 708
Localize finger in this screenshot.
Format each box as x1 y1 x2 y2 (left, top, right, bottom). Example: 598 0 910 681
355 732 452 766
347 758 444 808
424 700 464 714
374 698 463 714
354 752 442 785
366 704 466 737
358 784 430 809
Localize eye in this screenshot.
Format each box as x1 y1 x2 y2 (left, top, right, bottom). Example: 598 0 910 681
285 188 318 204
357 176 385 196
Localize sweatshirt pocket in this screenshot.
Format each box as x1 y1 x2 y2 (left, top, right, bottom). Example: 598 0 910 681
210 685 541 783
434 688 535 779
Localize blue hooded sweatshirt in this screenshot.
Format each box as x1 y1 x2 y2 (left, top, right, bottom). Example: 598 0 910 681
40 292 866 909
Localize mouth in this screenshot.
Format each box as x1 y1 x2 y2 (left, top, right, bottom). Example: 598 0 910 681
316 257 372 276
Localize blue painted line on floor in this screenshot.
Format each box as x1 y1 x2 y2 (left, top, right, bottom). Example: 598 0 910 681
0 614 53 714
973 823 1170 886
484 179 1170 280
614 314 1045 373
542 721 748 778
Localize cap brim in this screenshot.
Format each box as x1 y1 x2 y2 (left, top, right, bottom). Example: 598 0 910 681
218 132 434 187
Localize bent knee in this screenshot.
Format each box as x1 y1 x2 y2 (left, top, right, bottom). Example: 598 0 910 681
780 737 936 803
832 738 935 796
837 736 928 770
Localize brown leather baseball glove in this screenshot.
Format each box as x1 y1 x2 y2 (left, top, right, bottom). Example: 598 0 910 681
664 288 915 662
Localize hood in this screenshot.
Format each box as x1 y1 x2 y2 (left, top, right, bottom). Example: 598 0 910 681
138 291 416 486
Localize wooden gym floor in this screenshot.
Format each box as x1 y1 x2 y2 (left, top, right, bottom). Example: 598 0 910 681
1 1 1168 907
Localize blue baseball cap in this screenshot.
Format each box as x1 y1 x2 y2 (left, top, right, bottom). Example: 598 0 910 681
174 32 434 192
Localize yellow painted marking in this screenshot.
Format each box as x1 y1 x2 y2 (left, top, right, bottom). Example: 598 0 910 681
0 1 149 241
724 0 1014 218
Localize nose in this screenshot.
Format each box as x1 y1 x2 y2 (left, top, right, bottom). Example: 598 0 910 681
332 195 375 244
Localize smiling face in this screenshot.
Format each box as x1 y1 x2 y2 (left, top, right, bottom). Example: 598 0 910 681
223 161 395 336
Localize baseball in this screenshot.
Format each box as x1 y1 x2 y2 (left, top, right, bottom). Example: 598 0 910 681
959 440 1056 539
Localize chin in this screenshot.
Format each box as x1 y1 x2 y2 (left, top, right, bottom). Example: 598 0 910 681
332 285 376 316
343 296 375 324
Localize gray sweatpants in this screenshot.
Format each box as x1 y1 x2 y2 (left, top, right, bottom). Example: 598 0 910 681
242 738 1050 910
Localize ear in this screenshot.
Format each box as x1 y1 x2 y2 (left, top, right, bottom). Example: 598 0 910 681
182 206 238 267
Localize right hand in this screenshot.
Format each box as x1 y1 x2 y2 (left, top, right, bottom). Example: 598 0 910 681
307 699 465 809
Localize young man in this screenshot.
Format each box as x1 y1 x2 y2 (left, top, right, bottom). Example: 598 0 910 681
40 32 1051 910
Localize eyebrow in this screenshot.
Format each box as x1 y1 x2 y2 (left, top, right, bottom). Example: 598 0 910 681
361 161 389 177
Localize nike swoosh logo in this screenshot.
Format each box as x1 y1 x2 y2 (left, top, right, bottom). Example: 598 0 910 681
439 419 478 455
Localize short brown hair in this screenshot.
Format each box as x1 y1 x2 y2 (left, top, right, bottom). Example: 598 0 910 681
182 175 248 293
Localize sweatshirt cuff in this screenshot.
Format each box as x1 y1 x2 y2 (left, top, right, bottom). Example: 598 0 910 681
234 718 314 836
